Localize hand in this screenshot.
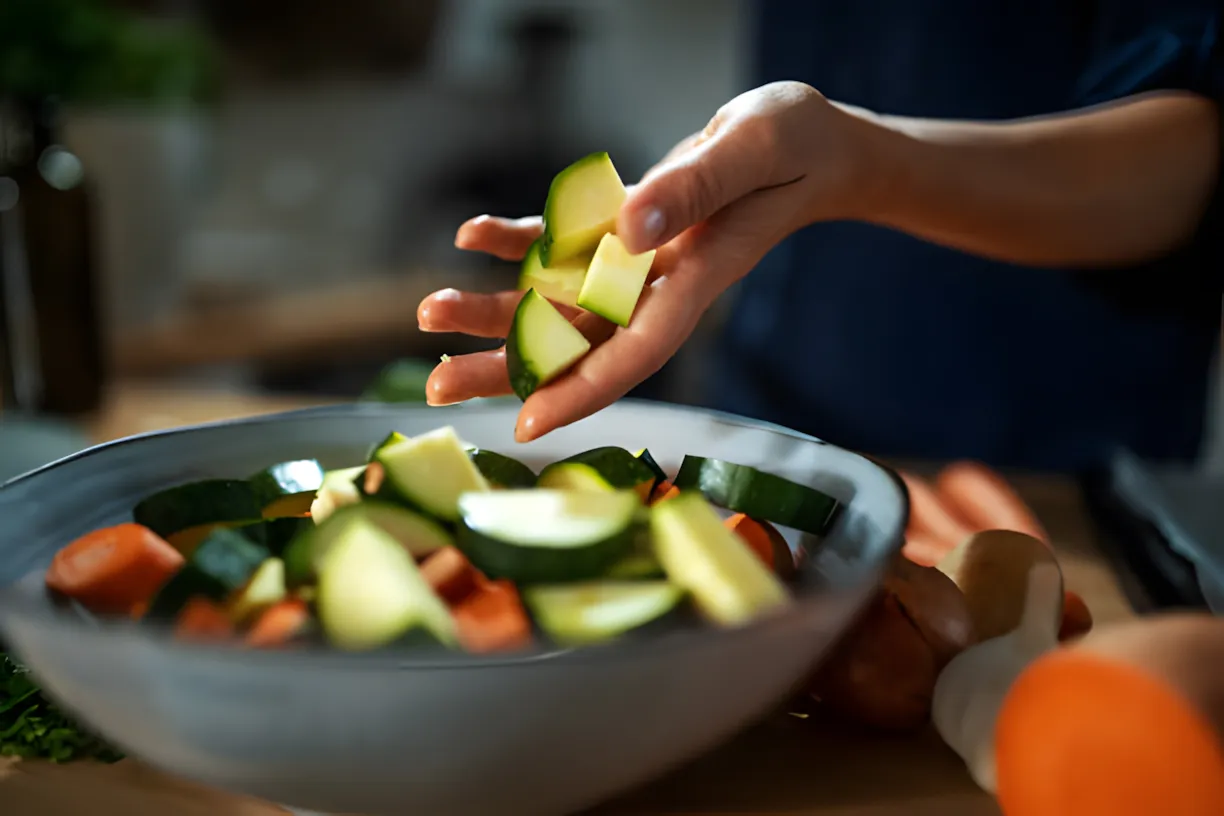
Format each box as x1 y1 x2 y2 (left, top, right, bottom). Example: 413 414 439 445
417 81 884 442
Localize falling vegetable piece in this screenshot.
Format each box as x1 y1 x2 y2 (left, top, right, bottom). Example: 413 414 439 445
453 580 533 653
935 461 1048 543
174 597 235 643
245 598 313 648
995 614 1224 816
931 530 1065 792
45 524 185 617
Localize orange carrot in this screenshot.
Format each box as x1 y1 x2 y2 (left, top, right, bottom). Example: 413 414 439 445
45 523 184 616
649 480 680 505
995 649 1224 816
935 461 1048 543
246 599 312 648
453 580 532 653
723 513 777 569
898 471 976 548
1058 590 1094 641
174 597 234 642
421 546 487 606
902 528 954 568
362 462 386 495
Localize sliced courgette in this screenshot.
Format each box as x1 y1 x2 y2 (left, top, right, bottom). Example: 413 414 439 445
650 492 791 626
145 565 227 621
672 456 840 535
133 479 264 556
367 431 407 463
284 502 452 587
309 466 366 524
523 581 683 645
374 426 490 521
539 152 627 267
576 233 656 327
258 516 314 557
456 489 637 583
467 448 537 489
604 552 667 580
633 448 668 492
316 516 457 651
248 460 325 518
228 557 287 624
537 447 656 501
505 289 591 401
518 237 588 307
190 528 273 593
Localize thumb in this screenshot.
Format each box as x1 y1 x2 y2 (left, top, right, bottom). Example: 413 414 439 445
617 123 772 254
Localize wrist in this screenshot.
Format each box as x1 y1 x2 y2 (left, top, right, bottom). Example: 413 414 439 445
821 103 927 225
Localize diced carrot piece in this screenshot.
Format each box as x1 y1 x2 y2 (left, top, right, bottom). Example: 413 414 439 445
246 598 312 648
650 481 680 505
363 462 386 495
421 546 487 606
1059 590 1094 641
723 513 777 569
453 580 532 653
996 650 1224 816
45 523 185 616
174 597 234 642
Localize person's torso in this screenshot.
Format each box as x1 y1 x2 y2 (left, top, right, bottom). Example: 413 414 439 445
709 0 1222 471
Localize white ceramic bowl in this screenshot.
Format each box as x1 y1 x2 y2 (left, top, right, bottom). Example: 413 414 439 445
0 400 906 815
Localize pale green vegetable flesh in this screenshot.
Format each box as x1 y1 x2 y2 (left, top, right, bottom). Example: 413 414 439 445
576 233 656 327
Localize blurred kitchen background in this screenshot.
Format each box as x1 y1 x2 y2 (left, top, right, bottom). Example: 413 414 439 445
0 0 1221 474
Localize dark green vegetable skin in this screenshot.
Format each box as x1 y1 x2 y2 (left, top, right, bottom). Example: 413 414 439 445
133 479 263 538
1 651 122 763
457 524 634 584
468 448 537 488
505 296 541 401
672 456 841 535
540 447 656 490
145 528 271 620
248 459 325 508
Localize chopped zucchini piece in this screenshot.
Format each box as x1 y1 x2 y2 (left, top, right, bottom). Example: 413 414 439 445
229 557 287 624
457 489 638 583
672 456 840 535
524 581 683 645
310 466 366 524
133 479 264 556
650 492 790 626
539 152 627 266
249 459 325 518
537 447 656 501
518 237 588 307
375 426 490 521
576 233 656 327
505 289 591 401
466 448 537 489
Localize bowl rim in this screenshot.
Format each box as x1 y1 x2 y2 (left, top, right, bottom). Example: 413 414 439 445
0 399 908 671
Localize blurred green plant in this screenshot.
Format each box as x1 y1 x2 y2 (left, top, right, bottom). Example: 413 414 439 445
362 359 433 404
0 0 220 106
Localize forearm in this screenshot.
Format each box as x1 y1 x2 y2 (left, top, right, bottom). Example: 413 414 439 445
848 92 1221 268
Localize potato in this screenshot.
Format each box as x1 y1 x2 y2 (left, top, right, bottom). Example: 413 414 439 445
807 556 975 731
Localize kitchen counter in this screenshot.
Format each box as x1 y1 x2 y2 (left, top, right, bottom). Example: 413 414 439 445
2 382 1138 816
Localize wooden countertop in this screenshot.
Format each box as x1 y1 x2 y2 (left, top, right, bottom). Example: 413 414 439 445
3 383 1137 816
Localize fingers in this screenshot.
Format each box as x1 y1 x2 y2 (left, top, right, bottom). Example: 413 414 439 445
418 290 525 338
426 349 512 405
617 114 773 254
454 215 543 261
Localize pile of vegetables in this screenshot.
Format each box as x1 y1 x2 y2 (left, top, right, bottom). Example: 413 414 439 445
41 425 841 654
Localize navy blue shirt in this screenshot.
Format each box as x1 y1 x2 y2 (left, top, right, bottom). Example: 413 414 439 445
705 0 1224 471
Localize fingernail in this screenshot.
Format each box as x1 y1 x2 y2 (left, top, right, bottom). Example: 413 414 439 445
514 414 538 443
639 208 666 245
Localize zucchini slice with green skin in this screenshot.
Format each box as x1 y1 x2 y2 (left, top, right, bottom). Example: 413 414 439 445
651 492 791 626
457 489 638 583
316 516 457 651
537 447 656 501
466 448 537 489
284 502 453 587
249 459 325 518
633 448 668 492
524 581 684 645
229 557 287 624
576 233 656 327
518 237 588 307
604 552 667 580
672 456 840 535
367 431 407 463
190 528 273 592
539 152 627 267
506 289 592 401
133 479 264 556
374 426 490 522
145 565 228 621
309 466 366 524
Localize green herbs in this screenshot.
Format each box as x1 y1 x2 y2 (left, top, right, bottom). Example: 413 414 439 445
1 651 122 763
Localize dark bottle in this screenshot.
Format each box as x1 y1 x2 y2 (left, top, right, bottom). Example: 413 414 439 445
0 97 105 416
